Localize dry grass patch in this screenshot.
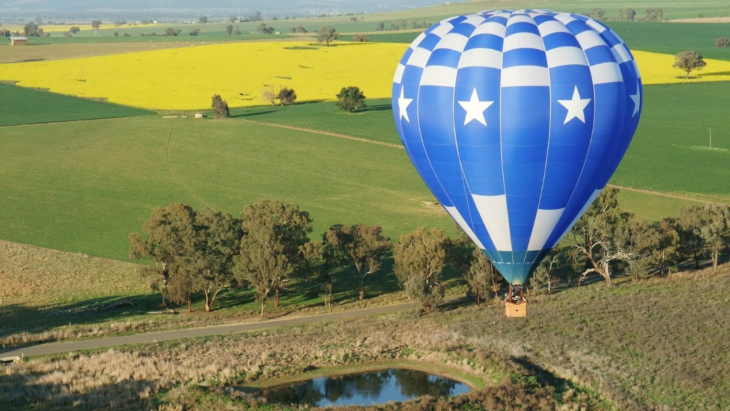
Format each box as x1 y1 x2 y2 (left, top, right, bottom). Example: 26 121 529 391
0 313 606 411
0 240 145 307
441 266 730 411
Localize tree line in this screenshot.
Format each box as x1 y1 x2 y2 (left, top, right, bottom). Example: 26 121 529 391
130 201 390 317
209 84 365 119
130 191 730 316
374 21 433 32
566 188 730 285
589 8 663 22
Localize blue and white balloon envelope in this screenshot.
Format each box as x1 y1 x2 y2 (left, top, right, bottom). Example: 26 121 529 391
392 10 642 285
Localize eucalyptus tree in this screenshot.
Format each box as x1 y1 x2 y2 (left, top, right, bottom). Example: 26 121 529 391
325 223 390 300
129 203 198 309
393 227 448 313
570 188 634 287
235 200 312 317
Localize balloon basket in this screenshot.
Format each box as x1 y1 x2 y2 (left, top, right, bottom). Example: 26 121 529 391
505 301 527 317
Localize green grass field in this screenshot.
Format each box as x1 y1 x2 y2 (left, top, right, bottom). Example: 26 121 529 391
6 32 294 45
232 82 730 204
0 83 151 126
357 0 730 20
616 189 700 220
607 21 730 61
230 99 399 145
613 82 730 201
357 21 730 62
0 116 454 261
5 0 730 50
2 79 719 263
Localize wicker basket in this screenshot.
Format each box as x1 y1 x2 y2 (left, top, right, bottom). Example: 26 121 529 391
505 301 527 317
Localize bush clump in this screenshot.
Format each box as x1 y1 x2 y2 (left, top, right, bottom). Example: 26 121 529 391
211 94 229 119
716 36 729 49
276 87 297 106
336 86 366 112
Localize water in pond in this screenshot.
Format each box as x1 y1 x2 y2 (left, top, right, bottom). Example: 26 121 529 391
260 368 470 407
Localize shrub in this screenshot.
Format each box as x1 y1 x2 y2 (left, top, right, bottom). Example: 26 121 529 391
261 88 275 106
257 23 274 34
672 50 707 79
317 26 340 46
393 227 448 313
189 28 200 36
352 33 370 42
716 36 729 49
211 94 229 119
165 27 181 36
335 86 366 112
589 8 606 20
276 88 297 106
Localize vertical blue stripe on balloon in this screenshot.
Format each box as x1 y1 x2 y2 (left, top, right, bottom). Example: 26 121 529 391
540 65 594 210
500 85 550 253
454 67 503 197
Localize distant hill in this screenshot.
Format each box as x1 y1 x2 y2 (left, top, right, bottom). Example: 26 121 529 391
0 0 466 20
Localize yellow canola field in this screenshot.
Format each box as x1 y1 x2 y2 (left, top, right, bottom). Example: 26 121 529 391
0 42 407 110
0 43 729 111
631 50 730 84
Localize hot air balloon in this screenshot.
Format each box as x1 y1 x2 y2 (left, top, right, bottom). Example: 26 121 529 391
392 9 642 314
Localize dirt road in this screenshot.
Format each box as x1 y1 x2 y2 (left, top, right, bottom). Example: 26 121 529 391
0 302 415 359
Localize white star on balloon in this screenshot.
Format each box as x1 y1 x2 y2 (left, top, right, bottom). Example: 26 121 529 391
557 86 591 124
458 88 493 126
629 82 641 118
398 87 413 123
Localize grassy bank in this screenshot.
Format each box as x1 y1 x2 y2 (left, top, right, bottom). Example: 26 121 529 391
5 262 728 409
0 239 467 348
0 307 608 411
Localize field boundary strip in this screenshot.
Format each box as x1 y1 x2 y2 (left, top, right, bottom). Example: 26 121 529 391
241 118 725 207
0 116 146 129
238 119 404 149
605 185 723 206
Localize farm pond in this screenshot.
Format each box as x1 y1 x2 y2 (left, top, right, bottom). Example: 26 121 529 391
259 368 470 407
